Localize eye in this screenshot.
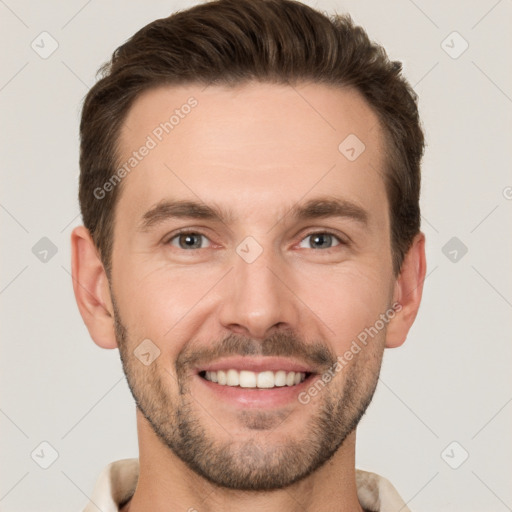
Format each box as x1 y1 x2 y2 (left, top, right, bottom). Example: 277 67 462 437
298 232 344 250
167 232 212 250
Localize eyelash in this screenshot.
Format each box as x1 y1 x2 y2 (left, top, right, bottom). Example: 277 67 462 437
164 229 348 251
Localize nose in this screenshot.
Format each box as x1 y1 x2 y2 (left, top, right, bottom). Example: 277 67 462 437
218 241 301 340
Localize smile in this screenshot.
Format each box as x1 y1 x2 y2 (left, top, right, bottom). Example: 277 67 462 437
200 369 310 388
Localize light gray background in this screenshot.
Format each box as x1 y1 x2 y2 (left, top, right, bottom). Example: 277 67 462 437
1 1 511 511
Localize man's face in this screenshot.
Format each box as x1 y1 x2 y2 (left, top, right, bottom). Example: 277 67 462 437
110 82 396 490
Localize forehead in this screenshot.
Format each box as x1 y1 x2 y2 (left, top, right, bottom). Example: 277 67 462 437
115 81 387 229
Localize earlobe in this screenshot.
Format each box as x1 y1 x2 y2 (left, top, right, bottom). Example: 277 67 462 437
71 225 118 349
385 232 427 348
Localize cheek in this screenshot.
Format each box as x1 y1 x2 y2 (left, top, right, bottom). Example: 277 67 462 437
113 261 220 352
299 263 392 351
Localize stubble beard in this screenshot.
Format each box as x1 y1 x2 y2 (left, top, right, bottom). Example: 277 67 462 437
112 296 384 491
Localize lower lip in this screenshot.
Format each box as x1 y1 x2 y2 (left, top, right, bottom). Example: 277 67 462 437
195 373 316 408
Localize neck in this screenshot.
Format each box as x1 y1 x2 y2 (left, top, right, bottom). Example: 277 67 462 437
122 409 364 512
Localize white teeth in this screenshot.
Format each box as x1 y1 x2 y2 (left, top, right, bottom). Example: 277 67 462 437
257 371 275 389
274 370 287 387
203 369 307 388
217 370 227 385
239 370 256 388
226 369 239 386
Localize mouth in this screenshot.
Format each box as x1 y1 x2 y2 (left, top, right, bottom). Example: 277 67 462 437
199 369 312 389
193 357 319 408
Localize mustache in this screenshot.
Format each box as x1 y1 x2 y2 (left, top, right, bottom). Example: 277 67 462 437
176 330 337 374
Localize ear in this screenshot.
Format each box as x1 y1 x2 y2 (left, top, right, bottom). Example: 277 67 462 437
70 225 118 349
385 232 426 348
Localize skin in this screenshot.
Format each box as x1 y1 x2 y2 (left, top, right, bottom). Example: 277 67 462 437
71 82 426 512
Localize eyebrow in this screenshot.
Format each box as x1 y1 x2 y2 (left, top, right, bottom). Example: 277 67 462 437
138 199 232 232
287 197 368 226
137 196 368 232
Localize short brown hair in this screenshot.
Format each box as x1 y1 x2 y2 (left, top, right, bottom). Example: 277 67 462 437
79 0 424 277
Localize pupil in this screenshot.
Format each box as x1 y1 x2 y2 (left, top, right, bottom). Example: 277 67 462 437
313 234 330 248
181 234 200 248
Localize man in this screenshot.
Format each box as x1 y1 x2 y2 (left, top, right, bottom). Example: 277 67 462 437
71 0 426 510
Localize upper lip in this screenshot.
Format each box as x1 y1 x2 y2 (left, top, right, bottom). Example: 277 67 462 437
195 356 317 374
